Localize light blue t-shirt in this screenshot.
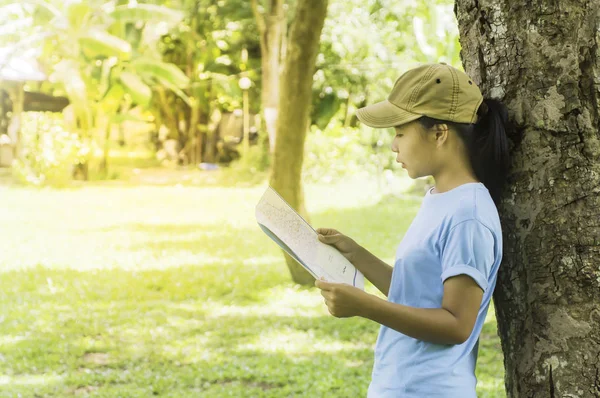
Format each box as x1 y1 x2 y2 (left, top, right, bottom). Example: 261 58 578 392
367 182 503 397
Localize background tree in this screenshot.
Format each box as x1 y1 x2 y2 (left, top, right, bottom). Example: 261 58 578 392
269 0 329 284
156 0 261 164
313 0 460 130
2 0 188 177
455 0 600 396
250 0 285 155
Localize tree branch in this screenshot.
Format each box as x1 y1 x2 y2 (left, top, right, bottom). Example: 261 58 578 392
250 0 266 35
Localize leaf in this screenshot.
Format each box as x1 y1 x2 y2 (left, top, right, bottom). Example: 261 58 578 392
67 2 92 30
132 58 189 88
3 1 61 19
100 83 125 114
119 72 152 107
154 75 191 107
79 29 132 59
0 17 33 37
52 59 91 131
109 4 184 25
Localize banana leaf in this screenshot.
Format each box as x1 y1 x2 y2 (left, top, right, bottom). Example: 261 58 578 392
79 29 132 59
119 71 152 107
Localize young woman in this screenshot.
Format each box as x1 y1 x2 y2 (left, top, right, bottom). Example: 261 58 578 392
314 62 510 397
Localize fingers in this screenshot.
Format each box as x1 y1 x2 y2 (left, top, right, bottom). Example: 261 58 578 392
315 279 340 317
323 294 340 317
316 228 339 236
318 233 340 244
319 287 334 313
316 228 344 245
315 277 335 291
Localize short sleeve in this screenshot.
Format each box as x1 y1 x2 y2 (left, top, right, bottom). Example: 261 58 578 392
440 220 495 292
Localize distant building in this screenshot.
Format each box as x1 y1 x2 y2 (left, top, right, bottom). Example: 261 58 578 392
0 47 68 167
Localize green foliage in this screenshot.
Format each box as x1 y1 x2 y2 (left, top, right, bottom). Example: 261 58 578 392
1 0 466 183
78 29 133 59
132 58 190 89
109 3 185 25
222 136 271 186
303 120 396 183
312 0 461 127
12 112 86 187
156 0 260 115
3 1 188 133
119 72 152 107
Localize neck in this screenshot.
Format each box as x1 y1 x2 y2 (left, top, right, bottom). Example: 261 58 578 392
431 164 480 194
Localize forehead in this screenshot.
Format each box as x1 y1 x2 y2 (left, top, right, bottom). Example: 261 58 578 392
394 120 422 133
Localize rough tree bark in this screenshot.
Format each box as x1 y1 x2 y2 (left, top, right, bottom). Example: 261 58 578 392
251 0 284 155
270 0 329 285
455 0 600 396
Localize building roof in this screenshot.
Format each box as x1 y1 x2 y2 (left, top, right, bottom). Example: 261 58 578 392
0 47 46 82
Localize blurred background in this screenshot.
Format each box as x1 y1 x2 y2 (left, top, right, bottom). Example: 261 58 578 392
0 0 504 396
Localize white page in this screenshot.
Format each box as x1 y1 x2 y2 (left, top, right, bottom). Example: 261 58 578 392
255 186 364 289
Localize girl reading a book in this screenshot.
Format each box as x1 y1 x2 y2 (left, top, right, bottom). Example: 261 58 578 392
314 62 510 397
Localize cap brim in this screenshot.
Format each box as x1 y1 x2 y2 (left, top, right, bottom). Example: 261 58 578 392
356 100 423 128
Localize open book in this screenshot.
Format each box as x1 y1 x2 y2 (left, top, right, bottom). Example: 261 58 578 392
255 186 364 289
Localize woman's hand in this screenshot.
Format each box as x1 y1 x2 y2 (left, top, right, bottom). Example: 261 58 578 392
314 277 373 318
316 228 362 263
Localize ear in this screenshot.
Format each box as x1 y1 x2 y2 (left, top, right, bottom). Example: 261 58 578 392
432 123 449 147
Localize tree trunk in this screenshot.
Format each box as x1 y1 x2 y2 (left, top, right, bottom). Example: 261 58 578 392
252 0 284 155
270 0 328 285
100 121 111 176
203 112 219 163
0 90 10 136
455 1 600 396
156 87 179 142
186 98 201 165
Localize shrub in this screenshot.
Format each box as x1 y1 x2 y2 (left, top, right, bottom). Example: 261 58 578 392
12 112 87 187
303 120 395 183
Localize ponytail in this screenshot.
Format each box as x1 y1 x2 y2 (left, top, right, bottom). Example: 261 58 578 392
470 98 511 206
417 98 511 207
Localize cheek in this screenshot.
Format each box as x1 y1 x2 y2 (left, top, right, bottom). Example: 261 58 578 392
403 141 419 162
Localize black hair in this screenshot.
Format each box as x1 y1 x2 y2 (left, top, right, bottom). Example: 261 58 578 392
416 98 511 207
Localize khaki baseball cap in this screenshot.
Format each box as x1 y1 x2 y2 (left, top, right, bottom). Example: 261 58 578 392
356 62 483 128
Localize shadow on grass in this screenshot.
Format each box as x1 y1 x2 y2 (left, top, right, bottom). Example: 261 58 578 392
0 193 505 397
0 286 377 396
82 193 424 266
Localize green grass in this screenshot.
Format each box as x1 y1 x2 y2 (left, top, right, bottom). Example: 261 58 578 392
0 176 505 397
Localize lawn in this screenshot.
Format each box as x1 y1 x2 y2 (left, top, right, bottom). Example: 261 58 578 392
0 174 505 397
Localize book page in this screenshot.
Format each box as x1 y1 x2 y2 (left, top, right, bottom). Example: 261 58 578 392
255 186 364 289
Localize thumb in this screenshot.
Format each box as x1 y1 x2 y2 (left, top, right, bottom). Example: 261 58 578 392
318 233 339 243
315 276 332 289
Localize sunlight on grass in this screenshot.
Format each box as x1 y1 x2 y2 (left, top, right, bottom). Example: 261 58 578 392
205 286 323 318
238 329 373 355
0 335 28 346
0 374 64 386
0 176 505 396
